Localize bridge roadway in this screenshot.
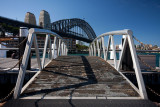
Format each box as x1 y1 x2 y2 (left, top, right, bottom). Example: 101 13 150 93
21 56 139 98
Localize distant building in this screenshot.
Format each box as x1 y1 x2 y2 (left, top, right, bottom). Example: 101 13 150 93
64 37 76 52
116 45 120 50
36 36 54 48
76 40 84 45
4 38 19 48
148 44 153 48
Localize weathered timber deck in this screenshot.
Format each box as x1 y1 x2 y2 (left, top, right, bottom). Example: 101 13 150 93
21 56 139 98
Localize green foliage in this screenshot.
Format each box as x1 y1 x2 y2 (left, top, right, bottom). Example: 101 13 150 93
153 45 158 48
76 44 89 51
0 23 19 36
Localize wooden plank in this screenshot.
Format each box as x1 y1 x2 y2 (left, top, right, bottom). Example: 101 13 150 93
21 56 140 99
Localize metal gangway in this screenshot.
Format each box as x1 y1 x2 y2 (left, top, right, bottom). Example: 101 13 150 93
89 29 148 99
3 28 157 107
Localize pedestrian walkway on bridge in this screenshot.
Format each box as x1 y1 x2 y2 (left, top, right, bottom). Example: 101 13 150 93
4 56 156 107
21 56 139 99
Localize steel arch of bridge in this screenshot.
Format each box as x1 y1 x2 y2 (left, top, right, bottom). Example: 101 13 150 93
51 18 96 43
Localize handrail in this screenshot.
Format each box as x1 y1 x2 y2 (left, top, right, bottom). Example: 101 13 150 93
13 28 68 99
0 48 160 53
89 29 148 99
29 28 64 40
91 29 132 43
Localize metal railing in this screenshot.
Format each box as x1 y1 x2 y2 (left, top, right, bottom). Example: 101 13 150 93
13 28 68 99
89 29 148 99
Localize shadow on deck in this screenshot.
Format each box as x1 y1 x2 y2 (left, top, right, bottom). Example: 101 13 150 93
3 56 157 107
21 56 139 98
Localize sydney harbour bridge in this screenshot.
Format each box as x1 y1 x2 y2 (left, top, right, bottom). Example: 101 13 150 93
51 18 96 43
0 10 96 44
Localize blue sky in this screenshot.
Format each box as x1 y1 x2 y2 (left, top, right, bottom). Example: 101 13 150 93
0 0 160 46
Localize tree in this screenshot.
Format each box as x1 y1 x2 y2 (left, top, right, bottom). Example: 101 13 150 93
0 23 19 36
76 44 89 51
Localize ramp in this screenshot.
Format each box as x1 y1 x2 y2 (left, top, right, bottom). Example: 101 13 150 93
21 56 140 99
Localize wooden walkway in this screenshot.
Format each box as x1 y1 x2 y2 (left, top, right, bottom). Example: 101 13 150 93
21 56 139 99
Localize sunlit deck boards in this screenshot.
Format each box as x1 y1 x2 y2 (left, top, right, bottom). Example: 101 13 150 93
21 56 139 98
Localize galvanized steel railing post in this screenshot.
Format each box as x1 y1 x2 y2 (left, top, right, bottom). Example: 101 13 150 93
33 35 42 71
14 33 34 99
90 44 93 56
96 39 100 57
117 36 127 71
110 35 117 68
102 37 106 60
61 42 64 55
99 38 102 58
127 33 148 99
66 48 68 55
58 39 61 56
48 34 52 60
106 35 111 61
41 34 49 69
93 42 96 56
52 36 57 58
89 47 91 56
63 45 66 55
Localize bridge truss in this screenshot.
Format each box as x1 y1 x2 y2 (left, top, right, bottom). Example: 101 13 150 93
89 29 148 99
51 18 96 43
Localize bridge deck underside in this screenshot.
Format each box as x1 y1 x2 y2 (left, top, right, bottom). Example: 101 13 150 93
22 56 139 98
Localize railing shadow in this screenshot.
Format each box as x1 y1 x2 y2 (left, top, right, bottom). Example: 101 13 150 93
81 56 97 83
21 56 97 107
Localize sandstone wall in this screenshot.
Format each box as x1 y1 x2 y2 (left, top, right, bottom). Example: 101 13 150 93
24 12 36 25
